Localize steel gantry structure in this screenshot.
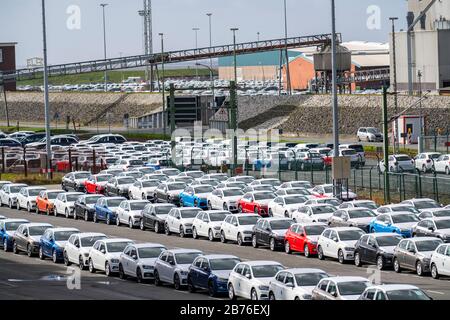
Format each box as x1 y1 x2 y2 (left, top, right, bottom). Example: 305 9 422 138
1 33 340 83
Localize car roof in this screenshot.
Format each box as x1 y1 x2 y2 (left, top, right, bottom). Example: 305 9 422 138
370 284 420 291
407 237 442 242
201 254 239 260
101 238 133 243
50 227 79 232
241 260 284 267
2 218 29 223
322 276 369 283
233 213 259 218
76 232 106 238
282 268 327 274
25 223 53 227
131 242 166 249
426 217 450 222
369 233 402 238
165 248 202 254
328 227 364 232
294 222 327 227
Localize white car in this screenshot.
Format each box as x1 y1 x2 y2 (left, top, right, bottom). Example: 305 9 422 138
119 243 167 282
227 261 285 300
192 210 230 241
53 192 84 218
154 249 203 290
433 154 450 175
88 238 134 276
16 186 46 212
268 195 310 218
414 152 441 173
317 227 366 264
357 127 383 142
177 170 205 181
304 197 342 207
339 200 378 210
269 268 329 300
378 154 415 173
64 232 107 270
401 198 442 213
220 214 260 246
292 204 337 223
360 284 432 300
154 168 181 177
0 183 28 208
311 184 357 201
376 204 420 215
164 207 203 237
249 178 281 189
312 276 371 300
225 175 255 184
128 179 160 200
109 159 144 171
201 173 228 182
207 188 244 212
115 200 149 228
279 180 314 191
430 243 450 279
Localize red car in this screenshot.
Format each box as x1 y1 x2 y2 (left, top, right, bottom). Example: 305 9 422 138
84 174 113 194
238 191 276 217
284 222 328 257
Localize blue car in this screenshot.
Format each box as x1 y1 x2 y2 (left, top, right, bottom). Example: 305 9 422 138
179 185 215 209
94 196 126 225
39 228 79 263
0 219 29 251
187 254 241 297
369 212 420 238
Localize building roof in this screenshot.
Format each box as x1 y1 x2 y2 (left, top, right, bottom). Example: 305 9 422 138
0 43 17 47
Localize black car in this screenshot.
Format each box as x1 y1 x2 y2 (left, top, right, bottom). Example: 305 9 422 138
20 133 46 146
354 233 403 270
140 203 176 233
74 194 104 221
104 176 136 197
0 138 22 148
154 182 187 205
251 218 293 251
61 171 91 192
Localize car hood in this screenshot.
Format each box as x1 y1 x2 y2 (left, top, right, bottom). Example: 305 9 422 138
294 286 315 296
436 228 450 235
417 251 434 259
54 241 68 248
75 178 87 184
209 221 224 228
238 225 255 233
97 181 108 186
254 199 272 206
307 235 320 243
130 210 143 216
5 231 15 237
340 240 358 247
142 187 158 192
211 270 232 279
168 190 182 196
118 184 133 189
224 196 242 202
394 222 416 230
139 257 159 266
341 295 362 300
253 278 273 287
272 229 288 237
156 214 169 221
379 246 397 255
195 193 211 199
178 264 191 272
30 235 42 242
349 217 373 225
181 218 195 224
106 252 122 259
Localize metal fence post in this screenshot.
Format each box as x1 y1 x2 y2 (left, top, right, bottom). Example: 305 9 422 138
369 167 373 200
68 148 72 172
92 149 97 174
1 147 4 174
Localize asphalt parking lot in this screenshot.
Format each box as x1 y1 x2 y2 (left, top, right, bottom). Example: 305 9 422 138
1 206 449 300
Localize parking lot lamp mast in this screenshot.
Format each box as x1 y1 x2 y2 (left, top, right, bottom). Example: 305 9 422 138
206 13 215 108
193 28 200 81
100 3 109 92
331 0 339 195
159 33 166 138
41 0 52 180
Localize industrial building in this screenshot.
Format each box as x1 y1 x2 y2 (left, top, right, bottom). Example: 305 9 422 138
0 42 17 91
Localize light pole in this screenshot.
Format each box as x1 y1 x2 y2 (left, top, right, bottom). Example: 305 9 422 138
230 28 239 83
159 33 166 137
41 0 52 179
100 3 108 92
206 13 215 107
331 0 339 195
192 27 200 81
283 0 292 95
390 17 399 153
257 32 260 42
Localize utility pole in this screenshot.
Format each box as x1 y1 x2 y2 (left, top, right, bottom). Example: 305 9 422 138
418 70 424 152
390 17 399 153
169 83 175 150
139 0 153 86
206 13 215 108
382 86 391 204
100 3 109 92
41 0 52 179
230 81 238 176
331 0 340 197
159 33 166 137
231 28 239 83
283 0 292 95
193 27 200 81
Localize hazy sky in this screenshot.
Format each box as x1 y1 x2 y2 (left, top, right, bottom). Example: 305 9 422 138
1 0 407 68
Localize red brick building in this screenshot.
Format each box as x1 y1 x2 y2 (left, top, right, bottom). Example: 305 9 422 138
0 42 17 91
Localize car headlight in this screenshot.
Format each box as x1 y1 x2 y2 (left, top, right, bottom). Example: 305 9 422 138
217 277 228 283
344 247 355 251
258 285 269 291
142 265 154 270
179 271 188 276
110 259 119 263
133 215 141 219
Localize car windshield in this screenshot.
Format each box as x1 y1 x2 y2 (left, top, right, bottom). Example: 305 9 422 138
180 209 201 219
263 180 281 187
47 192 64 199
162 170 179 176
74 173 90 179
391 206 419 214
342 150 357 156
236 177 254 184
252 265 284 278
295 272 328 287
435 220 450 229
238 216 259 225
416 240 442 252
118 178 135 185
286 189 310 195
367 128 380 134
376 235 403 247
54 231 77 241
254 193 275 200
210 258 241 270
138 247 166 258
125 172 143 179
155 206 174 215
270 220 293 230
414 201 440 210
130 202 148 210
304 225 327 235
338 281 370 296
5 222 27 231
129 160 144 166
81 236 106 247
209 213 227 222
96 175 112 182
285 196 308 204
355 202 378 210
322 199 341 206
106 199 125 207
386 289 430 300
193 185 214 193
10 186 25 193
85 196 102 205
338 230 365 241
311 206 336 215
254 185 275 191
66 194 81 202
107 242 131 253
168 183 186 191
322 186 333 193
392 214 419 223
229 183 246 189
175 252 202 264
433 210 450 217
28 189 44 197
141 180 159 188
186 172 204 178
28 226 50 236
292 182 313 189
348 209 376 219
223 189 244 197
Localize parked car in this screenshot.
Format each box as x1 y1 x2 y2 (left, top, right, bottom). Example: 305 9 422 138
312 276 371 300
238 191 277 217
0 183 28 208
179 185 215 209
12 223 53 257
338 200 378 210
93 196 126 225
227 261 285 300
140 203 176 233
376 204 420 215
284 222 328 257
154 249 203 290
378 154 415 173
414 152 441 173
354 233 403 270
154 182 187 205
290 152 324 171
207 188 244 212
243 184 277 193
74 194 104 221
178 170 205 181
118 243 167 283
128 180 159 201
226 175 255 184
164 207 203 237
251 218 294 251
393 237 443 276
115 200 149 229
311 184 357 201
304 197 342 207
279 180 314 190
15 186 46 212
292 204 337 223
187 254 241 297
0 219 30 251
433 154 450 175
104 176 136 197
0 138 22 148
61 171 91 192
327 208 377 232
35 190 65 215
401 198 442 212
275 187 312 197
417 208 450 220
359 284 431 300
53 192 84 218
39 228 80 263
317 227 366 264
357 127 383 142
220 214 260 246
88 238 134 276
192 210 230 241
84 174 113 194
268 195 310 219
369 212 419 238
64 232 108 269
269 268 329 300
249 178 281 189
430 243 450 279
412 218 450 241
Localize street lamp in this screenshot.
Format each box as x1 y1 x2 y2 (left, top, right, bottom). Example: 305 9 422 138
159 32 166 137
283 0 291 95
192 27 200 80
230 28 239 83
390 17 399 153
206 13 214 107
257 31 260 42
100 3 109 92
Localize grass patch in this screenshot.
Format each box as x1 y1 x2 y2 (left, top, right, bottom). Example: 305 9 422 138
364 145 418 158
0 173 64 185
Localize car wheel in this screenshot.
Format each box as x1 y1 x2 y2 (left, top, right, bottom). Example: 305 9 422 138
46 207 50 216
9 200 13 209
422 165 427 173
73 210 78 220
252 235 258 248
393 258 401 273
208 281 216 297
304 244 310 258
446 167 450 175
300 163 305 171
269 291 276 301
338 249 345 264
220 231 227 243
53 208 58 217
3 239 8 252
317 246 324 260
269 238 276 251
254 207 259 215
118 264 126 280
39 247 45 260
154 222 160 233
187 277 196 293
27 203 32 213
79 256 85 270
208 229 215 241
154 270 161 286
431 263 439 279
354 252 362 267
251 288 258 300
52 250 58 264
140 219 145 231
106 214 110 225
27 244 33 257
105 262 112 277
192 227 198 239
193 200 198 208
237 233 243 246
128 218 134 229
64 251 71 266
12 241 19 254
84 210 89 221
174 273 182 290
284 211 289 218
238 206 243 213
416 261 424 276
376 255 384 270
285 241 291 254
89 259 96 273
228 284 236 300
164 223 171 235
179 226 185 238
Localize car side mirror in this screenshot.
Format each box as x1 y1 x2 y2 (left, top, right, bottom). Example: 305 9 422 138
286 282 295 288
332 237 338 242
299 233 305 238
331 291 338 297
245 273 252 279
428 227 435 232
100 249 106 254
408 248 416 254
132 255 138 260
